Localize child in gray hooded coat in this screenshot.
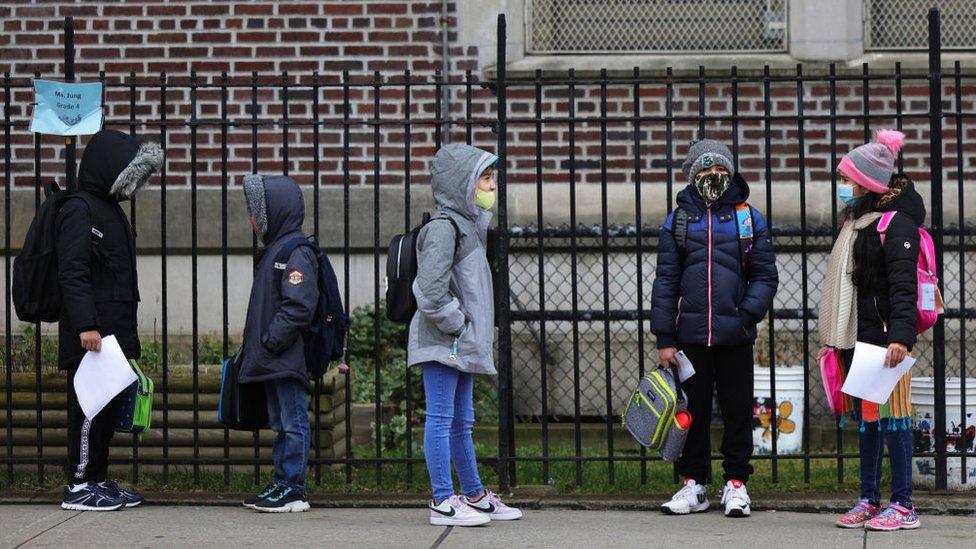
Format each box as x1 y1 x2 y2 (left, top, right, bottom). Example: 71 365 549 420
409 144 522 526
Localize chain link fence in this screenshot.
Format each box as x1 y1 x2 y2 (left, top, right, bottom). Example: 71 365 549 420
508 229 976 425
865 0 976 50
526 0 788 53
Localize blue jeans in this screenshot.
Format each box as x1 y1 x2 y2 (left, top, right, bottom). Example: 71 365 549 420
859 421 913 507
422 362 485 504
265 378 310 494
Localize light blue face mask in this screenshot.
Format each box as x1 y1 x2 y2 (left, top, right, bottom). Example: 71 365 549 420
837 184 857 206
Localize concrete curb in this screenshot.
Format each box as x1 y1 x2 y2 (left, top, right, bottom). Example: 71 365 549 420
2 491 973 515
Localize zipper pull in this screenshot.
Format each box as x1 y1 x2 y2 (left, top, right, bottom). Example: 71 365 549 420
449 338 459 361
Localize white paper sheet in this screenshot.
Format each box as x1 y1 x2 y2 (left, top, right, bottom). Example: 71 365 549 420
73 335 137 419
675 350 696 383
841 341 915 404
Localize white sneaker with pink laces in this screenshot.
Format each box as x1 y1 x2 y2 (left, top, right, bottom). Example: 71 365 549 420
464 490 523 520
429 495 491 527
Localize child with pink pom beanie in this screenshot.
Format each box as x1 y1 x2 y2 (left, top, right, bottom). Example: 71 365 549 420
819 129 925 532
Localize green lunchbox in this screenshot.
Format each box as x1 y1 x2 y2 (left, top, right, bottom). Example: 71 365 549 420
115 359 154 436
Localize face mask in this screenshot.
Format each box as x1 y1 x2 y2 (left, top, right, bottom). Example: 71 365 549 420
693 172 731 206
837 184 857 206
475 188 496 210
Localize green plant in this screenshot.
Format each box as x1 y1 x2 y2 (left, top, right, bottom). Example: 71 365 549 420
1 324 59 372
346 301 504 450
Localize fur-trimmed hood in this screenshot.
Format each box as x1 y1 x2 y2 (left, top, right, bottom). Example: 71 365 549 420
78 129 163 201
242 174 305 245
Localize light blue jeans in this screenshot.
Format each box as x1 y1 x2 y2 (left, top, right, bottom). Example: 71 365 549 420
422 361 485 504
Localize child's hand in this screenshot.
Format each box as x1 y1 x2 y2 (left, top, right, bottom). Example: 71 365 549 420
884 342 909 368
658 347 679 368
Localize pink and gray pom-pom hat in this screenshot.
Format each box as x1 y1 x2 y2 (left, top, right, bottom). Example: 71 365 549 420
837 129 905 194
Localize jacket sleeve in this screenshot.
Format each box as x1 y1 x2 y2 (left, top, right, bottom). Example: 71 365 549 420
412 220 465 337
738 208 779 325
56 199 99 334
262 246 319 354
882 214 920 350
650 213 680 349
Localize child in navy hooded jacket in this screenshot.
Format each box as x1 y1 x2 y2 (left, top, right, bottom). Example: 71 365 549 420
652 139 778 518
240 174 318 513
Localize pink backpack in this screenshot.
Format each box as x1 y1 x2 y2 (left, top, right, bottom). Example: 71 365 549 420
819 348 848 416
877 211 943 334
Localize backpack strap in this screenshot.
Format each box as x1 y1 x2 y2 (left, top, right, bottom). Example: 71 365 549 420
64 191 105 243
734 202 754 273
672 207 689 264
427 215 462 258
876 211 897 245
273 236 318 273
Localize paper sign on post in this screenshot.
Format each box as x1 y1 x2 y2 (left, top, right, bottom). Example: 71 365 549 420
840 341 915 404
30 79 103 136
73 335 137 419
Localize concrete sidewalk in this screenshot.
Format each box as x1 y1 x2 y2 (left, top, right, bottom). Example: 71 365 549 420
1 505 972 549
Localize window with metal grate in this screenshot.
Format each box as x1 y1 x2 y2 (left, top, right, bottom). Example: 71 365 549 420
865 0 976 51
526 0 788 54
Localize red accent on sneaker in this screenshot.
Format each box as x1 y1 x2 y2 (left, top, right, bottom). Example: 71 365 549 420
684 477 696 486
730 479 744 489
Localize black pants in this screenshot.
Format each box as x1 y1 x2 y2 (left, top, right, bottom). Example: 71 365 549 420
66 368 121 484
676 344 755 485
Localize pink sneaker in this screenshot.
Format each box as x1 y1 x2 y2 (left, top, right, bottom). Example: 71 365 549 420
864 503 920 531
464 490 523 521
835 500 880 528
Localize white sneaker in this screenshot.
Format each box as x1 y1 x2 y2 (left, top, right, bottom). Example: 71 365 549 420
661 478 709 515
463 490 523 521
429 495 491 527
721 480 751 517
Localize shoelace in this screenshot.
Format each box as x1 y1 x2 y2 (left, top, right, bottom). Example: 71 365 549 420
672 485 696 501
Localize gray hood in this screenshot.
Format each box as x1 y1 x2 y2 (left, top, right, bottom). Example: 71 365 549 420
429 144 497 221
243 174 305 245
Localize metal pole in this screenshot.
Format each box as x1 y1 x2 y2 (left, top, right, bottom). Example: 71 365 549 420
64 17 76 190
495 13 513 494
927 7 948 491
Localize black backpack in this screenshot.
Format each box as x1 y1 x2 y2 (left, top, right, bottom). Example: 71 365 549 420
12 183 102 323
273 236 348 378
384 213 460 323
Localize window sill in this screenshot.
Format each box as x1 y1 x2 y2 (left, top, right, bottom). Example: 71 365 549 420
487 51 976 80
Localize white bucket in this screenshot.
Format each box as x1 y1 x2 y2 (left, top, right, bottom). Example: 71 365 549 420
911 377 976 491
752 366 805 455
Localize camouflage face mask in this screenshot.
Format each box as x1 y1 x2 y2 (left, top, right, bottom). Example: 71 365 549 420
694 172 731 206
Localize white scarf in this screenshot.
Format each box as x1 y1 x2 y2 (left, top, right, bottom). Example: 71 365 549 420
818 212 882 349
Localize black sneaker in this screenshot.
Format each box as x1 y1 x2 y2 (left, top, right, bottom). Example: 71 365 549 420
243 482 279 509
61 483 125 511
99 480 144 508
252 485 310 513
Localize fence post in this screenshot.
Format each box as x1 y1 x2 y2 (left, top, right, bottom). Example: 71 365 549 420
63 17 77 190
927 7 948 491
495 13 513 494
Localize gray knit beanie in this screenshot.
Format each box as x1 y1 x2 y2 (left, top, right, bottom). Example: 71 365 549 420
681 139 735 184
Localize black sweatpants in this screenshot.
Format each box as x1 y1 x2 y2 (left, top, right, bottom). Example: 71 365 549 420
66 368 122 484
676 344 755 485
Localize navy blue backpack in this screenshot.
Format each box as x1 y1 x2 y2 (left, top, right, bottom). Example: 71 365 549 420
273 237 348 378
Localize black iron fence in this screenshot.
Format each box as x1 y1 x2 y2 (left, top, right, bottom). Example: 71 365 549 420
1 11 974 493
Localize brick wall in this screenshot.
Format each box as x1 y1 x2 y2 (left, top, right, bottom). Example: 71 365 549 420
0 0 972 224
